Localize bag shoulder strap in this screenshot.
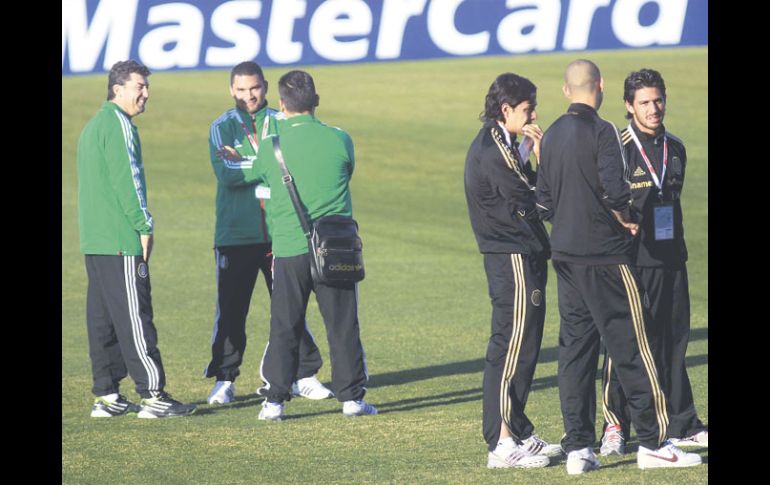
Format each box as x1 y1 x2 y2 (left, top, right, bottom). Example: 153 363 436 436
271 136 312 239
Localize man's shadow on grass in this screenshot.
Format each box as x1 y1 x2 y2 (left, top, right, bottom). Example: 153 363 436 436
195 327 707 417
368 327 708 390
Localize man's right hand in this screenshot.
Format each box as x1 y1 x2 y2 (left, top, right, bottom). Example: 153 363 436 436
216 145 245 162
611 209 638 236
141 234 154 263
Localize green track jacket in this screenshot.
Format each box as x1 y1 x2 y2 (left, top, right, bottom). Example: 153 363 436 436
247 114 355 258
209 105 277 247
77 101 153 256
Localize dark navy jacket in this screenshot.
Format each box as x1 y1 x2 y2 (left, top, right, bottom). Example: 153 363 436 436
536 103 634 264
622 121 688 268
464 121 550 258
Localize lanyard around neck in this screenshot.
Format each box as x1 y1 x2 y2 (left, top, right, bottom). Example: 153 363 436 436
628 124 667 195
238 112 270 153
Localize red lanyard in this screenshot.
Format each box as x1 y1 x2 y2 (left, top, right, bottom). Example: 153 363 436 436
238 113 270 153
238 117 260 153
628 125 667 196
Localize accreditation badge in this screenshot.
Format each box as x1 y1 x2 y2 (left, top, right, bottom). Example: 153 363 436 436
653 202 674 240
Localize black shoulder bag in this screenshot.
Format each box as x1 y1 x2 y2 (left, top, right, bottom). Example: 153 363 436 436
271 136 365 285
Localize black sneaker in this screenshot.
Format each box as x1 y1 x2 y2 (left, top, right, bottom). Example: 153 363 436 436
90 394 141 417
137 392 197 418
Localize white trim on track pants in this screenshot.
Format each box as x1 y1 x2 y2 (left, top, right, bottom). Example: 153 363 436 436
481 253 547 451
203 243 323 382
261 253 368 403
85 255 165 398
553 260 668 452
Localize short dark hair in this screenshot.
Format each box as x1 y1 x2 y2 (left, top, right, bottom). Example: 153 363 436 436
230 61 265 85
480 73 537 123
623 68 666 119
107 60 151 100
278 70 319 113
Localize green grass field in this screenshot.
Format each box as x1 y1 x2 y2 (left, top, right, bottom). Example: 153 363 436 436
62 47 707 484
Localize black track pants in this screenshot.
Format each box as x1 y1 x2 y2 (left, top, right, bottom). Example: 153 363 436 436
261 253 368 403
553 261 668 452
481 253 547 451
85 255 165 398
204 244 322 382
601 265 706 440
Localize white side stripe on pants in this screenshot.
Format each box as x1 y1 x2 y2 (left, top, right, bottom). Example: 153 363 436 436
124 256 160 396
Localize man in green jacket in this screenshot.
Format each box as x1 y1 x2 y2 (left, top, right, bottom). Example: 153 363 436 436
204 61 332 404
249 70 377 421
77 60 196 419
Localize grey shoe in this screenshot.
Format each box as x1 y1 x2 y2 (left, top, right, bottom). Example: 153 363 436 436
137 392 197 418
600 424 626 456
90 394 140 417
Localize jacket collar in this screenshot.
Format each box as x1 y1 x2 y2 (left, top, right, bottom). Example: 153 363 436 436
103 101 131 119
485 120 517 147
235 102 270 121
567 103 597 116
630 119 666 144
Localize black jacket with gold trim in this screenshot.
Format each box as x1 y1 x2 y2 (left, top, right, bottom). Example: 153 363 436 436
464 121 550 257
622 122 688 267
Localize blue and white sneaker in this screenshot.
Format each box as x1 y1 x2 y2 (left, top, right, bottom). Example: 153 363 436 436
208 380 235 404
342 399 378 417
137 392 197 418
90 394 140 417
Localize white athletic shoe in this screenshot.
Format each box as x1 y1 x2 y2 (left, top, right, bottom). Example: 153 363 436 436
207 380 235 405
521 434 563 458
637 441 702 469
487 445 550 469
566 447 601 475
669 430 708 448
291 376 334 400
258 401 284 422
600 424 626 456
342 399 378 417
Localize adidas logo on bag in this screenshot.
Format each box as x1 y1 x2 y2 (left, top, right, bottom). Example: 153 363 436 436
329 263 363 272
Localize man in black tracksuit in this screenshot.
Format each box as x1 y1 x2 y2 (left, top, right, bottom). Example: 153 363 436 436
464 73 561 470
599 69 707 454
536 60 701 473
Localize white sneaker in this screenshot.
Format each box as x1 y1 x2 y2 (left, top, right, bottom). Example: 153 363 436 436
600 424 626 456
342 399 378 417
637 441 702 469
669 430 708 448
566 447 601 475
258 401 284 421
291 376 334 400
207 380 235 405
487 445 550 469
521 434 563 458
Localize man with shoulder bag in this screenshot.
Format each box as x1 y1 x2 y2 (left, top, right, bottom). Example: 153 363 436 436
247 70 376 421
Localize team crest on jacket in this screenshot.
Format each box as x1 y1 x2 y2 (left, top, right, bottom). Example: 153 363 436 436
531 289 542 307
137 262 148 278
219 255 229 270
